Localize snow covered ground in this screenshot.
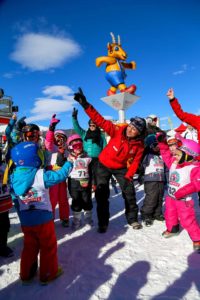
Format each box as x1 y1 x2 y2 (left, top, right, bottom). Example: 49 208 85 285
1 183 200 300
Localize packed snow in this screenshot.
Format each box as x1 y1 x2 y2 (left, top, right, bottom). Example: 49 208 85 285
1 183 200 300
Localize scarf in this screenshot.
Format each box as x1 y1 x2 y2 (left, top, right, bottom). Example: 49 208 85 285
84 128 102 146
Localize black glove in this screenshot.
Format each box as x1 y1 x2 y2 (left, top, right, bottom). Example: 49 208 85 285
138 175 144 185
123 177 133 191
72 108 78 119
156 131 166 142
74 88 89 109
56 152 66 167
16 116 26 131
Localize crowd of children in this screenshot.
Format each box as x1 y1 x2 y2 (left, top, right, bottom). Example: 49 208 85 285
0 87 200 286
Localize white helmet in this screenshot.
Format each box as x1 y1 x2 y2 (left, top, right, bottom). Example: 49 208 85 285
146 114 158 125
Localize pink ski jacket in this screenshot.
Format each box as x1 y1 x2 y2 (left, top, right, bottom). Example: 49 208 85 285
158 141 200 200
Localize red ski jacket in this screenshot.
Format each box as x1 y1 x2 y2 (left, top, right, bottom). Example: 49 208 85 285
170 98 200 142
85 105 145 179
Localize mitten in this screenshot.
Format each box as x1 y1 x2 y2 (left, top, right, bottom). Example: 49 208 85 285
156 131 166 142
72 108 78 119
49 114 60 131
16 116 26 131
74 88 90 109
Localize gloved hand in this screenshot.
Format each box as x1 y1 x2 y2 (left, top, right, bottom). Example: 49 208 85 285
123 175 133 190
72 108 78 119
49 114 60 131
16 116 26 131
156 131 166 142
56 152 66 167
74 88 89 109
138 175 144 185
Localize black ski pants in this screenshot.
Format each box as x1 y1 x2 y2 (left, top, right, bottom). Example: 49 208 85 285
95 162 138 227
140 181 164 219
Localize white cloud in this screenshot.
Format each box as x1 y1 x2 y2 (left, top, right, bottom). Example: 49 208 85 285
3 73 14 79
173 64 188 75
10 33 82 71
26 85 75 122
3 71 21 79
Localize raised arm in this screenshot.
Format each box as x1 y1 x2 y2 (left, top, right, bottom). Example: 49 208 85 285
5 114 17 142
72 108 86 137
167 88 200 128
156 132 173 169
45 114 60 151
73 88 117 137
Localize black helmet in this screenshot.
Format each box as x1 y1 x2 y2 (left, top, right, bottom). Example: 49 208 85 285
22 123 40 133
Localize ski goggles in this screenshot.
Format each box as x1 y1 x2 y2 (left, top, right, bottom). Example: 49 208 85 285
25 130 40 138
69 141 83 151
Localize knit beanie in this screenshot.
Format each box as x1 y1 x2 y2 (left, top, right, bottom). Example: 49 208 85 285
130 117 146 134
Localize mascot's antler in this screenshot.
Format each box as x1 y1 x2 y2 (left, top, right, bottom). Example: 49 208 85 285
118 35 121 46
110 32 116 44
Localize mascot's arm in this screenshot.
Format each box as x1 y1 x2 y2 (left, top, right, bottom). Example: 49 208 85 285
96 56 116 67
121 61 136 70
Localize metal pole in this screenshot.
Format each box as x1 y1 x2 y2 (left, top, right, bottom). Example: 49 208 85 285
119 109 125 123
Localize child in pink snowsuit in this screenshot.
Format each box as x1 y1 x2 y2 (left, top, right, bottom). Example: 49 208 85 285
156 132 200 251
45 114 70 227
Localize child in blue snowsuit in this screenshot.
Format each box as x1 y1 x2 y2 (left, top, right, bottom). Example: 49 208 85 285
10 141 72 285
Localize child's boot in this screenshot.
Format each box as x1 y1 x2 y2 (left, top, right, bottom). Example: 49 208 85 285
84 210 94 226
72 211 82 230
61 219 69 227
162 230 179 238
0 231 13 258
40 266 63 285
21 260 38 285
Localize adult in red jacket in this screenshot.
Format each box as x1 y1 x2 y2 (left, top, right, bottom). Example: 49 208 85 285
167 88 200 142
74 89 146 233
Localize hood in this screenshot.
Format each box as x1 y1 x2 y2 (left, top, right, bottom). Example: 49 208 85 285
11 167 38 196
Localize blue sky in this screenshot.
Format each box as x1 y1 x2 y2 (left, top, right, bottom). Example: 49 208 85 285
1 0 200 130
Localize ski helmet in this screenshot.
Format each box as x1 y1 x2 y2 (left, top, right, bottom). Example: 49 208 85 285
67 134 83 152
22 124 40 141
146 114 158 125
67 134 82 147
55 130 67 138
11 142 42 168
175 133 200 158
22 124 40 133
